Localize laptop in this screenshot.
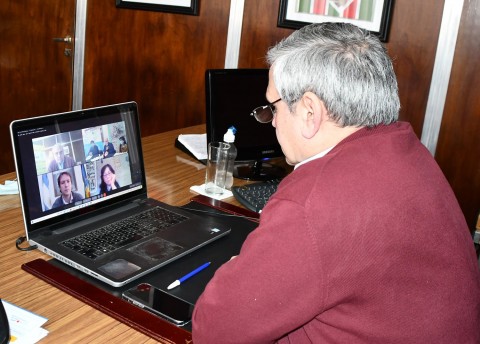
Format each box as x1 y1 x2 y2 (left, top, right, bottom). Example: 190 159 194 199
10 101 231 287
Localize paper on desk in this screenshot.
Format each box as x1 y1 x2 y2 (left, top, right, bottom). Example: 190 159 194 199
2 299 49 343
178 133 208 160
0 180 19 195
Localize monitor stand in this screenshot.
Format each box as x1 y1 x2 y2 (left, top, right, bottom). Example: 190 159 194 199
233 159 287 181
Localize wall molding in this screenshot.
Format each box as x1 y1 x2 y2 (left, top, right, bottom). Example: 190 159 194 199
72 0 88 110
421 0 464 155
224 0 245 68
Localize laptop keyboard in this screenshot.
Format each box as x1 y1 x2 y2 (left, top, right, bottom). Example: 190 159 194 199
232 179 281 213
61 206 188 259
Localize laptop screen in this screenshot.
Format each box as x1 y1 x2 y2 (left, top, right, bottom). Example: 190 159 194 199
10 102 146 233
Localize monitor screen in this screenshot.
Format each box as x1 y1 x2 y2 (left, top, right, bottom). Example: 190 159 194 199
205 69 286 180
10 102 146 232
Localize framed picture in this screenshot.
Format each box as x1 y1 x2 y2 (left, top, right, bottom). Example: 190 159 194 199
278 0 394 41
116 0 199 16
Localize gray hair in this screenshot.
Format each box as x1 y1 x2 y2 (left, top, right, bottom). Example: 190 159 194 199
266 22 400 127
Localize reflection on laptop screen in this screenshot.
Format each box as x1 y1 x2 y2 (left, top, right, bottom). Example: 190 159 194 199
11 102 145 229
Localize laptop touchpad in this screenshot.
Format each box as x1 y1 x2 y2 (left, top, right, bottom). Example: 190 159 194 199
98 259 141 279
127 237 184 261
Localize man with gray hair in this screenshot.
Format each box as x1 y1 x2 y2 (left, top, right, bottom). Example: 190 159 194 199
192 23 480 343
47 143 76 172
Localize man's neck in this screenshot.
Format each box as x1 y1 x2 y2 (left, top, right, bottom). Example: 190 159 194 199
62 193 73 204
306 122 363 157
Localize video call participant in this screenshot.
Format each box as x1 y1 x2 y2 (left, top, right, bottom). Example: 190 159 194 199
99 164 120 194
103 138 116 158
51 171 83 209
47 143 76 172
192 23 480 343
118 136 128 153
87 140 101 158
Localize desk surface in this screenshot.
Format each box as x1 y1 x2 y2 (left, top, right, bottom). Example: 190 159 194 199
0 125 256 343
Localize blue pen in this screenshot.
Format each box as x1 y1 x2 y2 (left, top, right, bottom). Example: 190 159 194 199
167 262 211 290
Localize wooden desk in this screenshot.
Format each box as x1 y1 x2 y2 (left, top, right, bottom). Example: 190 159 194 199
0 125 252 343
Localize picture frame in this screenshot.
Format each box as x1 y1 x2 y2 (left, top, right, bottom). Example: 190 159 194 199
116 0 199 16
278 0 394 42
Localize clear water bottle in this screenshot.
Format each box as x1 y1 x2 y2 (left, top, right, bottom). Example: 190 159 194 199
223 126 237 190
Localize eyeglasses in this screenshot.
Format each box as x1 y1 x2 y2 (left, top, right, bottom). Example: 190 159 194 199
250 98 281 123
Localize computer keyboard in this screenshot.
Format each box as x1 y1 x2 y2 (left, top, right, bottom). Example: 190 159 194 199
232 179 281 213
61 206 188 259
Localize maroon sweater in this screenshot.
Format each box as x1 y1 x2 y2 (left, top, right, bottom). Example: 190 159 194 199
192 122 480 343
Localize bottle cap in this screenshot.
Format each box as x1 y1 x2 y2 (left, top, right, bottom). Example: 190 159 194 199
224 126 236 143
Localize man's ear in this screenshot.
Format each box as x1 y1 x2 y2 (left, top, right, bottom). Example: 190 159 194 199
300 92 325 139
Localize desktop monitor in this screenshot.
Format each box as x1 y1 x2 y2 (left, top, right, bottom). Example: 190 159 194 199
205 68 286 181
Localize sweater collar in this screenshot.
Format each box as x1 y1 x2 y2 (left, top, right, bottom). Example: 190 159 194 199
294 122 409 169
